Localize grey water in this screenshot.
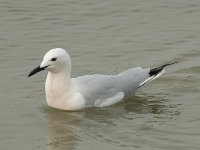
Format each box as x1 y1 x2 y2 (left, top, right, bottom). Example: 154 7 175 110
0 0 200 149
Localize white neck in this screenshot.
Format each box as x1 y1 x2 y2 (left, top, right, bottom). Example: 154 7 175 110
45 69 85 110
45 68 71 109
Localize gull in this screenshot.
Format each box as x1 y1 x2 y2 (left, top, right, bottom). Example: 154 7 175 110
28 48 176 110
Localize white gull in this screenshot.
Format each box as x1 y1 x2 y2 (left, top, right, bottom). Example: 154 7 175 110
28 48 176 110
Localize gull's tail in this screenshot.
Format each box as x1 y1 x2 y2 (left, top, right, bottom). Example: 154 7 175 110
139 62 178 87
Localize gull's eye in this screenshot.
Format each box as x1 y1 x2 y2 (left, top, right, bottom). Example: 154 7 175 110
51 58 57 62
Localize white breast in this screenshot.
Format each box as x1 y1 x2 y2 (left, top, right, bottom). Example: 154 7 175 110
45 72 85 110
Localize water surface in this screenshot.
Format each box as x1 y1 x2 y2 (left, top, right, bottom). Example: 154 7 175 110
0 0 200 149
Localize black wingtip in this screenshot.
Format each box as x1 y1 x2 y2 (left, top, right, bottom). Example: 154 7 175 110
159 61 178 68
149 61 178 76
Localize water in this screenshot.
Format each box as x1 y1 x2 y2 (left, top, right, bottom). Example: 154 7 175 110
0 0 200 149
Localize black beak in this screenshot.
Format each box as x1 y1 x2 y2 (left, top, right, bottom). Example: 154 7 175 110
28 65 48 77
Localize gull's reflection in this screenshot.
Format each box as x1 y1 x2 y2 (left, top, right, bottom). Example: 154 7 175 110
45 108 83 150
44 93 179 150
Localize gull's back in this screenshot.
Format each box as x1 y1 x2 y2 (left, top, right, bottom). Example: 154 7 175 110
72 67 150 107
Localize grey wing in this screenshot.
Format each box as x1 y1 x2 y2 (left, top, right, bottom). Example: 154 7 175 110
118 67 150 97
74 74 122 107
74 67 150 107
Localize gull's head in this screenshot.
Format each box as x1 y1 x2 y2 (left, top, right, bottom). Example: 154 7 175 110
28 48 71 77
